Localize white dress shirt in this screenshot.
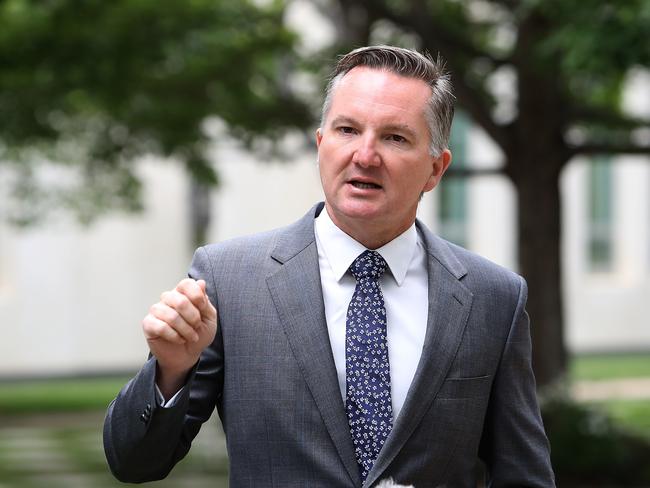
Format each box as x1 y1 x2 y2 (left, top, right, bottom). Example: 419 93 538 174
314 209 429 420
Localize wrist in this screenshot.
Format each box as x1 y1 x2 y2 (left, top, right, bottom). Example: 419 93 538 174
155 361 194 400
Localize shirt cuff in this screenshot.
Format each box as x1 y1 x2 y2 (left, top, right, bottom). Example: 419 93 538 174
155 384 185 408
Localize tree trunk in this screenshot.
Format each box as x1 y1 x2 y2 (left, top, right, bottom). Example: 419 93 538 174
189 177 211 250
514 164 567 389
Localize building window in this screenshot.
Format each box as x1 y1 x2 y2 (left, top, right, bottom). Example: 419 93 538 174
438 111 469 247
588 157 613 270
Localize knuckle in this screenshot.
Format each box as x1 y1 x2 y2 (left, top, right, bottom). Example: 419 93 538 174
187 289 202 305
142 315 154 332
143 312 157 324
150 302 165 318
143 318 165 339
185 279 204 298
153 323 168 337
166 308 180 324
162 330 180 344
176 278 195 292
151 303 179 324
163 325 178 337
176 293 191 310
149 303 159 315
169 290 192 311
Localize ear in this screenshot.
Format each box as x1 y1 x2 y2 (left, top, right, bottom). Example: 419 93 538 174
316 128 323 148
422 149 452 193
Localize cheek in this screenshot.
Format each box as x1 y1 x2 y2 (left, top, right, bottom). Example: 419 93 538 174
318 150 347 180
394 171 432 200
318 161 338 192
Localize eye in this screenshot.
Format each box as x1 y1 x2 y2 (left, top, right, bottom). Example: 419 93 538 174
387 134 407 144
337 126 357 135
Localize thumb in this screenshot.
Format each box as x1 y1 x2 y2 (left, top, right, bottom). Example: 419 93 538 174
197 279 207 293
196 279 216 319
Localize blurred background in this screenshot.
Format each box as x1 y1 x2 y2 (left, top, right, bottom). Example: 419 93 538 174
1 0 649 486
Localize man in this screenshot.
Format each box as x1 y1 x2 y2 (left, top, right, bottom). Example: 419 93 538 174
104 45 555 487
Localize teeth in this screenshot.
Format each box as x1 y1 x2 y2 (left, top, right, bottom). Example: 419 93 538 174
352 182 379 189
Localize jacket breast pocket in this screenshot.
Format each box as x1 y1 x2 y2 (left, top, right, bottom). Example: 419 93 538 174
436 375 492 400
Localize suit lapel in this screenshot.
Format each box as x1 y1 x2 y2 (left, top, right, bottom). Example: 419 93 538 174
266 204 361 487
366 223 474 488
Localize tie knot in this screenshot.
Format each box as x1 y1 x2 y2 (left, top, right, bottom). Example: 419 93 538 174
349 250 387 282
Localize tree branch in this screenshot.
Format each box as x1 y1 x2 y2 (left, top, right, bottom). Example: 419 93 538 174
406 0 511 66
349 0 514 152
361 0 511 66
571 143 650 157
483 0 522 11
445 166 505 178
449 75 514 152
570 105 650 130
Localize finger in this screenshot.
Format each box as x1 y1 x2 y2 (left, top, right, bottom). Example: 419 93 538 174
194 279 217 321
142 314 186 345
175 278 205 309
197 279 207 294
149 302 199 343
160 289 202 328
177 278 214 318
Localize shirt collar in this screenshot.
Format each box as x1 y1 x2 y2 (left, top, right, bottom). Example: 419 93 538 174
314 208 418 286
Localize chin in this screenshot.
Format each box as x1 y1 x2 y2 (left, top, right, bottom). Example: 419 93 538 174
335 201 386 222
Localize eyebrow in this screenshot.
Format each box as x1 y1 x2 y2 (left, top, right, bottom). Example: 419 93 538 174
329 116 358 129
329 116 418 141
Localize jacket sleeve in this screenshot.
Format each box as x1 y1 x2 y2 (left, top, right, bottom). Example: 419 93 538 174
479 276 556 487
103 246 224 483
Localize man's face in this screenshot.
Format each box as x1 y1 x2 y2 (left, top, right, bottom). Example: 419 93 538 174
316 66 451 246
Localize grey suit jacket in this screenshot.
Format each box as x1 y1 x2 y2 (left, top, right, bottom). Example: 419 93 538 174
104 203 555 487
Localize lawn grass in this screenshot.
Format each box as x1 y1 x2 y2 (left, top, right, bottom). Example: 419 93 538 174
570 353 650 381
569 353 650 440
0 377 130 414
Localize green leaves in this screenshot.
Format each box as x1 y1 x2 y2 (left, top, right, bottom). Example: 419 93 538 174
0 0 311 223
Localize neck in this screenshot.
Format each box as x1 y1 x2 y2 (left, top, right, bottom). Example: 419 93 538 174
324 205 414 250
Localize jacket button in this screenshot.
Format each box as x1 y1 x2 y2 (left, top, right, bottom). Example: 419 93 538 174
140 413 148 423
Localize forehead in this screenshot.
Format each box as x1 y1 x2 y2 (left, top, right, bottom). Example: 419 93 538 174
328 67 431 126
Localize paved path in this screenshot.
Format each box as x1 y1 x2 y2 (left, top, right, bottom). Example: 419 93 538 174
572 377 650 401
0 412 228 488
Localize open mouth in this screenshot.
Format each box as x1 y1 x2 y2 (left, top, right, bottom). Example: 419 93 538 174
349 180 382 190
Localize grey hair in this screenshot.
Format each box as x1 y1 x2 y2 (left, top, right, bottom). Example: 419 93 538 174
320 45 455 157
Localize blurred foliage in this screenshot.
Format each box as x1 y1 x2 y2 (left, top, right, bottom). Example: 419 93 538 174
536 1 649 104
590 398 650 439
543 399 650 486
0 0 311 225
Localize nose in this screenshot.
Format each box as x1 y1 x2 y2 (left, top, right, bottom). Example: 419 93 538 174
352 134 381 167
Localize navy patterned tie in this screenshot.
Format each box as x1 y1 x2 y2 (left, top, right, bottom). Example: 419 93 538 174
345 250 393 482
